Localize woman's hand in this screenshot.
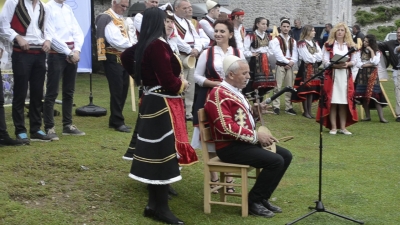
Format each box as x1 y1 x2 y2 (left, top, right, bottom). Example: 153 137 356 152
181 78 189 91
332 62 350 69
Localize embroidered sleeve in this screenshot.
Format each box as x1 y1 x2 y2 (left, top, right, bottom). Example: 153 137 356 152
206 87 257 144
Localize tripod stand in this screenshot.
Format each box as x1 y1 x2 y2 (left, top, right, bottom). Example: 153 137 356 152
286 48 364 225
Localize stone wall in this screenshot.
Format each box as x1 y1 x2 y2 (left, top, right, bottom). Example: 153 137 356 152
94 0 353 28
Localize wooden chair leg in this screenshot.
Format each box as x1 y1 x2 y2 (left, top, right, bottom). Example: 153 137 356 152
220 172 226 202
204 167 211 214
241 168 249 217
380 82 397 118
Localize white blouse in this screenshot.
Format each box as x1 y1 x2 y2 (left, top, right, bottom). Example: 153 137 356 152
243 30 272 58
322 41 356 67
194 46 245 86
355 50 381 68
298 39 322 63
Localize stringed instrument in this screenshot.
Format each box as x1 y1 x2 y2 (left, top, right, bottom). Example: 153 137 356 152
253 89 294 153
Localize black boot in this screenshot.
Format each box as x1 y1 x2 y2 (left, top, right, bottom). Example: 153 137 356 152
152 184 184 224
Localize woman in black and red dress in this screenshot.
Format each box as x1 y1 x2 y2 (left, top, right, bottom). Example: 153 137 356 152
124 8 198 225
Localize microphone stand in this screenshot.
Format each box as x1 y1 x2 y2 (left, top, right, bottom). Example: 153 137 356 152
286 49 364 225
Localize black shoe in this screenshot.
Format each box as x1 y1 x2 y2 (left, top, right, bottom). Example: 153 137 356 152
285 108 297 115
168 185 178 196
30 130 52 142
248 202 275 218
113 125 131 133
273 108 280 115
0 134 24 146
143 206 156 218
396 117 400 122
261 199 282 213
153 211 184 224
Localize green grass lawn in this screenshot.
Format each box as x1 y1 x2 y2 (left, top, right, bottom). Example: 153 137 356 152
0 73 399 225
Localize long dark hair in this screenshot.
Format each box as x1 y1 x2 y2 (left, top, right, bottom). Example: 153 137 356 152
252 17 266 32
134 7 166 86
362 34 379 53
213 19 237 48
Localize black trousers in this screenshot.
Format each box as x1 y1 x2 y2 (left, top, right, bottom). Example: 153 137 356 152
217 142 292 203
103 54 129 128
0 70 8 136
11 51 46 135
43 53 78 129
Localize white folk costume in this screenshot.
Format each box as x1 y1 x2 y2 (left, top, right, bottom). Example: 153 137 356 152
0 0 50 136
291 39 322 103
233 24 246 53
174 14 202 119
95 8 133 129
199 15 215 48
243 30 276 98
269 33 298 111
354 49 387 107
44 0 85 132
191 46 244 149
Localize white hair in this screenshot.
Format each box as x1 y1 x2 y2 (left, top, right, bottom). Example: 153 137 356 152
112 0 122 5
226 59 248 74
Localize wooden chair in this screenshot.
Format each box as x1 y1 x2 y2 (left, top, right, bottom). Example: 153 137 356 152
198 108 261 217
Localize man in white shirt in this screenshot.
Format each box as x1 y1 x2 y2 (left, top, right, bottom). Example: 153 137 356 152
185 5 209 49
230 8 246 53
133 0 159 37
199 0 220 48
95 0 133 132
173 0 202 121
269 17 298 115
0 0 52 144
44 0 85 140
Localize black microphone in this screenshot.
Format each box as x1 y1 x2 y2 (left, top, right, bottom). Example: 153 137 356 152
264 86 296 104
347 47 356 54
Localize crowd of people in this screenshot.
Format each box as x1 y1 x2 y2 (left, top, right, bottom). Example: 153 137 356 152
1 0 400 224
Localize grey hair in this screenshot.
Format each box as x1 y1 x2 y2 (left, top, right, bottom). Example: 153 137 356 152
173 0 189 10
226 59 248 74
112 0 122 5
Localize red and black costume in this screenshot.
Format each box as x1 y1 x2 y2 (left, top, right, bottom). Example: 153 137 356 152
124 38 198 184
204 81 292 204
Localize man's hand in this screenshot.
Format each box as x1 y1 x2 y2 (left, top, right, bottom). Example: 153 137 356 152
71 51 80 63
285 61 294 70
42 40 51 53
15 35 29 50
190 48 199 57
257 131 278 147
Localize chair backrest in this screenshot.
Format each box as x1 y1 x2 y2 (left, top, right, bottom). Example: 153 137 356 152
198 108 212 163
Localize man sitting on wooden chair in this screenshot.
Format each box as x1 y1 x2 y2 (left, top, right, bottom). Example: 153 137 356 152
204 55 292 218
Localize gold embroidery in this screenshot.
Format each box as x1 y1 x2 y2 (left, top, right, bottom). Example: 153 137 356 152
140 107 169 119
134 153 176 163
235 108 248 128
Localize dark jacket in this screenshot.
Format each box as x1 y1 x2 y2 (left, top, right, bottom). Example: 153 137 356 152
378 40 400 69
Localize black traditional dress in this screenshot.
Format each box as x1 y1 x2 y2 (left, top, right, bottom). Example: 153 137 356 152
124 38 198 185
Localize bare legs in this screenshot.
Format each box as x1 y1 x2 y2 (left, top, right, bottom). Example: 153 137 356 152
209 152 234 193
329 104 349 132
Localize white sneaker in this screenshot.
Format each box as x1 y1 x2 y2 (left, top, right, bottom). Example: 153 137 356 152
329 129 337 135
339 129 352 135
